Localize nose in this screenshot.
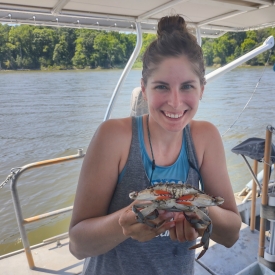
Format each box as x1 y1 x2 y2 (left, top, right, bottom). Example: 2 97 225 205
168 89 181 109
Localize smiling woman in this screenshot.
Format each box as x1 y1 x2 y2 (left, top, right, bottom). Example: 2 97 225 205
68 15 241 275
141 55 203 133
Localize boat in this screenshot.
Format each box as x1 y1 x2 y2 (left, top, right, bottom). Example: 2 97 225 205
0 0 275 274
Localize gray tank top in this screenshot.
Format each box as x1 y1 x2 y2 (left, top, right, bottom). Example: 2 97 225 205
82 116 200 275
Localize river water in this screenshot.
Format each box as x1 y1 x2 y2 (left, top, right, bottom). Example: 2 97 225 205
0 67 274 255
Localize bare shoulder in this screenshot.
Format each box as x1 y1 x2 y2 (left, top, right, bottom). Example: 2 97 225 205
87 116 132 172
190 120 220 141
70 117 133 227
190 121 236 205
93 117 132 144
189 120 222 164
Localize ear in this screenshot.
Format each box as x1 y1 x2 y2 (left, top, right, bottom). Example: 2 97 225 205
200 85 205 99
141 78 147 101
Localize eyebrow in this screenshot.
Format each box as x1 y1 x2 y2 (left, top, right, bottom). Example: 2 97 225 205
151 81 169 85
152 80 197 85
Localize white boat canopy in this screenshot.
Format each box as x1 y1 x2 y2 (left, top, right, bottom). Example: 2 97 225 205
0 0 274 38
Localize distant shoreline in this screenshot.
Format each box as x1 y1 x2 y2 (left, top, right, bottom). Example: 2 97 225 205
0 64 271 72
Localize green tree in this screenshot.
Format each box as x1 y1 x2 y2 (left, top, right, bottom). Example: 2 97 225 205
0 23 274 69
202 39 214 66
53 28 76 68
92 32 126 68
53 35 70 67
72 37 86 68
8 25 40 69
33 27 57 67
212 35 237 65
213 56 222 66
72 29 99 68
241 37 257 65
122 33 136 59
137 33 156 62
0 24 11 69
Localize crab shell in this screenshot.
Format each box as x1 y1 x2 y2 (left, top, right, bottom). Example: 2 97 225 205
129 183 224 207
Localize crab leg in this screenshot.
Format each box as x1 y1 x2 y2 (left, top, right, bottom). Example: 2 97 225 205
132 205 159 228
184 208 212 259
132 202 168 228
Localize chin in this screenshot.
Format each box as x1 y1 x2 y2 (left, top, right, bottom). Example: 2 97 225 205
163 121 187 132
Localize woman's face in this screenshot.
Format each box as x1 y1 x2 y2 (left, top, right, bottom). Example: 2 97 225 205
141 55 204 132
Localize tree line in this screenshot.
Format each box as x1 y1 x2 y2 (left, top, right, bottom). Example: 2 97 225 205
0 24 274 70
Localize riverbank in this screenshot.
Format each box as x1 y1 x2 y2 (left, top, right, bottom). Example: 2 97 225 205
0 63 272 72
0 63 142 72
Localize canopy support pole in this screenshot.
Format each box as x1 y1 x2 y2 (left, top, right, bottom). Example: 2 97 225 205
104 22 142 121
196 26 202 46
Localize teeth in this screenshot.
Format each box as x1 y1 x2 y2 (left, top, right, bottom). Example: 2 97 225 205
165 112 183 118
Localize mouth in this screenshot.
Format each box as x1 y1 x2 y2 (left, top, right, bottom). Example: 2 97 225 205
163 110 187 119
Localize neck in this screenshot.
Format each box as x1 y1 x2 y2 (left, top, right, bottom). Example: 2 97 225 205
145 114 183 166
146 115 183 145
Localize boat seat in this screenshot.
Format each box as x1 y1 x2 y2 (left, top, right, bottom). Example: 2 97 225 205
130 87 148 116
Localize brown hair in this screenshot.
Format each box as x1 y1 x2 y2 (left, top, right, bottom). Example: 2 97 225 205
142 15 205 86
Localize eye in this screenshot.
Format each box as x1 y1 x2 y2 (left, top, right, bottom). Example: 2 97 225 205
182 84 193 90
155 84 168 91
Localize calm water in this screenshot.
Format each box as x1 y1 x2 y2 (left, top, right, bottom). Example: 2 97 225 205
0 67 274 255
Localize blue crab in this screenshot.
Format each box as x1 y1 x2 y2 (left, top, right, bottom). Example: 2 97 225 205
129 183 224 259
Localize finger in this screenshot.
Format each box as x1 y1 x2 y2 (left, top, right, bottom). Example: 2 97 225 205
155 211 174 224
184 218 199 241
120 215 155 239
119 208 172 240
175 213 186 242
119 208 139 227
169 226 177 241
128 221 172 242
136 210 174 229
155 220 175 236
134 213 176 241
168 212 185 242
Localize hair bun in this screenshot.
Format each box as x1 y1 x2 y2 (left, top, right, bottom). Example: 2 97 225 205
157 15 187 37
142 14 205 86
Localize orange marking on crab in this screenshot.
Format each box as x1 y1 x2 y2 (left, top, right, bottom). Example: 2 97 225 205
177 194 195 201
176 201 193 205
156 196 171 200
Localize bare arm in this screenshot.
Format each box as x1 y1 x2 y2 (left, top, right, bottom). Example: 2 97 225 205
69 119 130 259
193 121 242 247
69 118 175 260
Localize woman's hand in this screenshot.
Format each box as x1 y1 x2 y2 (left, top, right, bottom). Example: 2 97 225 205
119 203 176 242
169 212 199 242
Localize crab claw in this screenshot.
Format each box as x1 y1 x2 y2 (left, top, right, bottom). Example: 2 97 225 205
189 223 212 259
183 208 212 260
132 205 164 229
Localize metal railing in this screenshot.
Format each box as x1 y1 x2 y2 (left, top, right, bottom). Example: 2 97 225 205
5 149 85 269
205 36 274 84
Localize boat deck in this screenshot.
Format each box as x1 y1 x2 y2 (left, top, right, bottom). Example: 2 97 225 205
0 223 265 275
196 223 260 274
0 238 84 275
